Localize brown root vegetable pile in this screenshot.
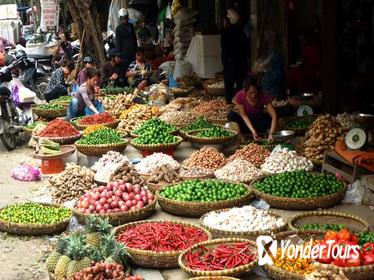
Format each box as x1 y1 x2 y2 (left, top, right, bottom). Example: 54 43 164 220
227 143 270 168
300 114 343 162
68 262 128 280
110 162 142 185
183 147 226 170
147 165 181 185
193 99 230 124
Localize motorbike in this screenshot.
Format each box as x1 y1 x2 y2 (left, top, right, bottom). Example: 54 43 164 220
0 58 36 150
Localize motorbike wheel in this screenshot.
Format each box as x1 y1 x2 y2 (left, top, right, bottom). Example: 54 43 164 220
0 108 16 150
35 77 49 100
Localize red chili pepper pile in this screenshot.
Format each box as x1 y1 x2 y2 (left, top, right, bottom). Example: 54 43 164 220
80 112 116 125
116 222 209 252
184 241 256 271
38 119 80 137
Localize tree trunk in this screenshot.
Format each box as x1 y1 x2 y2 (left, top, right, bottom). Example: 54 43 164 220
66 0 106 67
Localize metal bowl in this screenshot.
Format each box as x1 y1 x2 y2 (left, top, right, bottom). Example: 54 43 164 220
272 130 295 141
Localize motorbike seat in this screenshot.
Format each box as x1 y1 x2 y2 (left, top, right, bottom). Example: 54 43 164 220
27 54 53 60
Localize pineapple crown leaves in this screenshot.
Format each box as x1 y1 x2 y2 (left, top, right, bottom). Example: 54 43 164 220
85 216 112 234
65 232 89 261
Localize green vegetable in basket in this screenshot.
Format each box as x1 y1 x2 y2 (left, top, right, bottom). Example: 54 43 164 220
51 96 72 103
301 223 345 231
77 128 125 145
253 170 343 198
133 117 176 135
25 121 47 129
0 202 71 224
359 231 374 246
37 104 65 110
181 117 217 132
196 127 234 138
133 131 179 145
160 179 247 202
286 117 315 129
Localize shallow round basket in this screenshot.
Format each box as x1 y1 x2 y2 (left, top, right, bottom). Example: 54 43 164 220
288 211 369 233
314 261 374 280
178 238 257 277
130 136 183 152
75 119 120 130
188 277 239 280
70 117 84 129
131 129 179 138
206 87 225 96
34 133 82 145
180 173 214 180
73 199 156 226
113 220 212 268
94 178 144 187
264 264 306 280
184 129 238 145
32 106 67 119
250 178 347 210
282 115 318 135
75 140 128 157
157 181 253 217
0 203 72 236
199 209 287 240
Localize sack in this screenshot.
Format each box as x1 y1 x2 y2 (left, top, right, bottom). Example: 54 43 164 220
11 163 41 181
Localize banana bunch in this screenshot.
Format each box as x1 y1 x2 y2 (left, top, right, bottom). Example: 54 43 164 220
36 139 61 155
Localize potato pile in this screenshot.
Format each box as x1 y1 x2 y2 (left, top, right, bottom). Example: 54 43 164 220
193 99 230 124
183 147 226 170
147 165 181 185
102 94 134 117
301 115 343 162
164 97 200 111
227 144 270 167
118 105 153 133
160 110 196 128
49 163 96 203
110 161 142 185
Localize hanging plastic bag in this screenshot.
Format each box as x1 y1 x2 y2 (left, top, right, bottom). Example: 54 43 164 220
11 163 41 181
341 180 364 205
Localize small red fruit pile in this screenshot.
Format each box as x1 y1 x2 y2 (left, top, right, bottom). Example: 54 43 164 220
317 228 374 267
68 262 127 280
80 112 116 125
76 181 155 214
38 119 80 137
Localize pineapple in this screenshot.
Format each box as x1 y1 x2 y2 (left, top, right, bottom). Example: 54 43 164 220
65 232 89 278
84 216 112 247
77 257 91 271
54 255 71 280
66 260 79 278
101 234 129 267
46 237 68 273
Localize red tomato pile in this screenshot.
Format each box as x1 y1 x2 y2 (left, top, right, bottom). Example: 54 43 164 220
76 181 155 214
317 228 374 267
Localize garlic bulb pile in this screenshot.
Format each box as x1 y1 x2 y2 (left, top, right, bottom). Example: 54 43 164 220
261 149 313 174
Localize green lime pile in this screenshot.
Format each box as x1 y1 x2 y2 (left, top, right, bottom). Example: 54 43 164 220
0 202 71 224
181 117 217 132
77 128 125 145
160 179 248 202
37 104 65 110
133 118 176 136
133 132 179 145
286 117 315 129
52 95 72 102
253 170 343 198
301 223 345 231
196 127 234 138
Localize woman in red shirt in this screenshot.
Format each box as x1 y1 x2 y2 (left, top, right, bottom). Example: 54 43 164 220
228 77 277 141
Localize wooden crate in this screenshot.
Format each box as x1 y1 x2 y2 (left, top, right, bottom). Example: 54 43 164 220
322 151 372 183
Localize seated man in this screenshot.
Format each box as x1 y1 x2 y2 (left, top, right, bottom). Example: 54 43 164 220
126 47 152 90
101 49 127 87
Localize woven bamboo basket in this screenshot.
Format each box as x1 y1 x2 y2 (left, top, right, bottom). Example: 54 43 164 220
250 178 347 210
157 181 253 217
288 211 369 233
69 117 84 129
178 238 257 277
32 106 67 119
146 180 167 193
93 177 144 186
264 264 306 280
75 119 120 130
199 209 288 240
184 129 238 145
314 262 374 280
180 173 214 180
130 136 183 152
0 203 72 235
131 129 179 138
113 220 212 268
73 199 156 226
75 140 128 157
282 115 319 136
188 277 239 280
34 133 82 145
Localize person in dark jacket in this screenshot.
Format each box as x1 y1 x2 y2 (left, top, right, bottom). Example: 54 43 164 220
115 8 138 69
101 49 127 87
221 9 248 103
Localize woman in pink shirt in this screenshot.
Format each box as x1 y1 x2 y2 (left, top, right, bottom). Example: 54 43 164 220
228 77 277 141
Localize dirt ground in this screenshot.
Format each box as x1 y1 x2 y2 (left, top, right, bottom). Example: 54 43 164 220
0 139 373 280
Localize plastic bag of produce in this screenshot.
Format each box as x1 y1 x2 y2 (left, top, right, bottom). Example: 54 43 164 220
11 163 41 181
342 180 364 205
173 60 192 79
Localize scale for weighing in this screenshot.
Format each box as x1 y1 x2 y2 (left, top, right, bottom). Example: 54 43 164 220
345 113 374 150
297 105 314 116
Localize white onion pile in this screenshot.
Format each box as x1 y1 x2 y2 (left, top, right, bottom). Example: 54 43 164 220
135 153 180 174
261 149 313 174
214 159 263 182
202 206 286 232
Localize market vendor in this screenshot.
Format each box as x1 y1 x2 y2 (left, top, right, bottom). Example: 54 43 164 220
228 77 277 141
126 47 152 90
67 68 104 120
101 49 127 87
77 56 95 85
44 60 75 102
